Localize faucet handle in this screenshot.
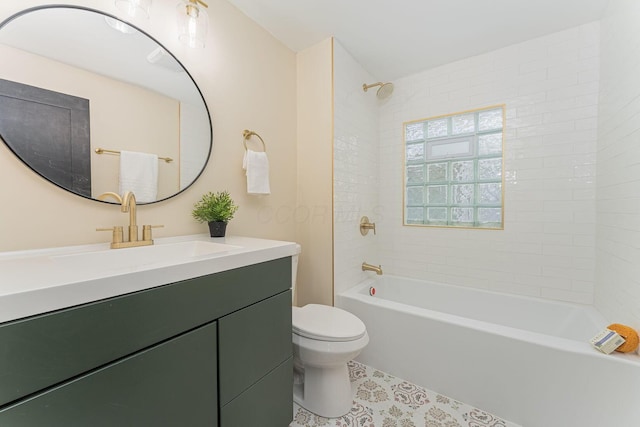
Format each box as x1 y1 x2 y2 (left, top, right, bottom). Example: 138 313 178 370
142 224 164 242
97 226 124 244
360 216 376 236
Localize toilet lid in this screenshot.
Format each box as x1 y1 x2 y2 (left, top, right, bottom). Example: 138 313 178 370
292 304 367 342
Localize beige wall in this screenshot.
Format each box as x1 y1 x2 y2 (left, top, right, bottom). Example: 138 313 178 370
0 0 297 252
90 81 179 201
295 38 334 306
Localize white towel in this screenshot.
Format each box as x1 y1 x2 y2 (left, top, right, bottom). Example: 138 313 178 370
119 150 158 203
242 149 271 195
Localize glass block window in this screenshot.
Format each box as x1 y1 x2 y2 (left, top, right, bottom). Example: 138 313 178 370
403 105 504 229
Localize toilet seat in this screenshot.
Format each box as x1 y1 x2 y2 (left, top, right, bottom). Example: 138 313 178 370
293 304 366 342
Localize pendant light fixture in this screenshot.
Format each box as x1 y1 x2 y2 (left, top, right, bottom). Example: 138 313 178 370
104 16 137 34
115 0 152 19
177 0 209 48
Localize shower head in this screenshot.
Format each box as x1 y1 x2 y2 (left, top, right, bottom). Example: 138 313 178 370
363 81 394 100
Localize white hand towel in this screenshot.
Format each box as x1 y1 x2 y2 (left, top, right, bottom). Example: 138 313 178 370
119 150 158 203
242 149 271 195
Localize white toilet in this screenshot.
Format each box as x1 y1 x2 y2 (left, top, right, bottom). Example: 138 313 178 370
291 245 369 418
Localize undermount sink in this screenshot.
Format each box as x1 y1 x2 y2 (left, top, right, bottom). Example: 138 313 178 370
51 240 242 271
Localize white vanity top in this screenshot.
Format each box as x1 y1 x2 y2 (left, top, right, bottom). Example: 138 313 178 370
0 234 297 324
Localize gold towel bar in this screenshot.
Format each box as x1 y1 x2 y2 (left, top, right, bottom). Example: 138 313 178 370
95 148 173 163
242 129 266 151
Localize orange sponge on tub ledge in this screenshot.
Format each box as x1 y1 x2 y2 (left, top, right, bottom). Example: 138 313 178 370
607 324 639 353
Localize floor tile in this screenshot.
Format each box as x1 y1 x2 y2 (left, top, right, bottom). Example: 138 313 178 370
290 361 520 427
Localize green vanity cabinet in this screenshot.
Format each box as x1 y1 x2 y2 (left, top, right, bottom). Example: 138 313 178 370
221 357 293 426
0 322 219 426
0 257 293 426
219 290 294 427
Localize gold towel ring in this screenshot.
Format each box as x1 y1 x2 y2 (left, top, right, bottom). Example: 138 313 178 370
242 129 266 151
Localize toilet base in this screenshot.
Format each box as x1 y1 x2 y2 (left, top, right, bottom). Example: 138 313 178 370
293 363 353 418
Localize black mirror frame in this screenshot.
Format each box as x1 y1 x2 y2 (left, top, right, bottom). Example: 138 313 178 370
0 5 213 205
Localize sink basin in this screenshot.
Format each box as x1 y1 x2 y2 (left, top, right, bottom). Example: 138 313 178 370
51 240 241 271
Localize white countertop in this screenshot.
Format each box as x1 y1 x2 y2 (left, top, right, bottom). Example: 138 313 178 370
0 234 298 324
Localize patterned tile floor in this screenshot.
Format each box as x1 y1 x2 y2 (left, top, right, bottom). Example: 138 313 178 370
290 361 520 427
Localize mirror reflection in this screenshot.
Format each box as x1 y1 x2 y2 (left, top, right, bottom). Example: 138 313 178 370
0 6 212 204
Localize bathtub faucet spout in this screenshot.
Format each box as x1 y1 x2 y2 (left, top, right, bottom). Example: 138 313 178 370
362 262 383 275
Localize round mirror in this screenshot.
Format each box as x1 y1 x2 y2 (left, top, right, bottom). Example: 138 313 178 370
0 6 212 204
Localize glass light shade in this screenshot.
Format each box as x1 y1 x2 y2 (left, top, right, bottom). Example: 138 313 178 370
177 1 208 48
104 16 136 34
115 0 151 19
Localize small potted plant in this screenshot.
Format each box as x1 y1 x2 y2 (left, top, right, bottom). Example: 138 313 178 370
192 191 239 237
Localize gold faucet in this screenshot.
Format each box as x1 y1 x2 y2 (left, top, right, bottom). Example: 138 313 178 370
121 191 138 242
362 262 383 275
97 191 163 249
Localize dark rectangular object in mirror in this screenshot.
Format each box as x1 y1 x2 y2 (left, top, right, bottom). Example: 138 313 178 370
0 78 91 197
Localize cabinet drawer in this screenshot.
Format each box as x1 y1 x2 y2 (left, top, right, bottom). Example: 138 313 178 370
0 256 291 406
220 357 293 427
219 290 292 405
0 322 218 427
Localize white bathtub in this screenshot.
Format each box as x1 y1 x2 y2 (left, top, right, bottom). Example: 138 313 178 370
336 275 640 427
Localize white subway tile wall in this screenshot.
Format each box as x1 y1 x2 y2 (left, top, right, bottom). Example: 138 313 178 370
333 41 380 298
376 23 600 304
596 2 640 331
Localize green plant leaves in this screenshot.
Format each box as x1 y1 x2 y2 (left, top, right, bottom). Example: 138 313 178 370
192 191 238 223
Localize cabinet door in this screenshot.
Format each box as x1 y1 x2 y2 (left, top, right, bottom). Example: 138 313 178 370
0 322 218 427
218 290 292 405
221 358 293 427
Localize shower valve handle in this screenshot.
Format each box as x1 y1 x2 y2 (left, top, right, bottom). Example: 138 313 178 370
360 216 376 236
